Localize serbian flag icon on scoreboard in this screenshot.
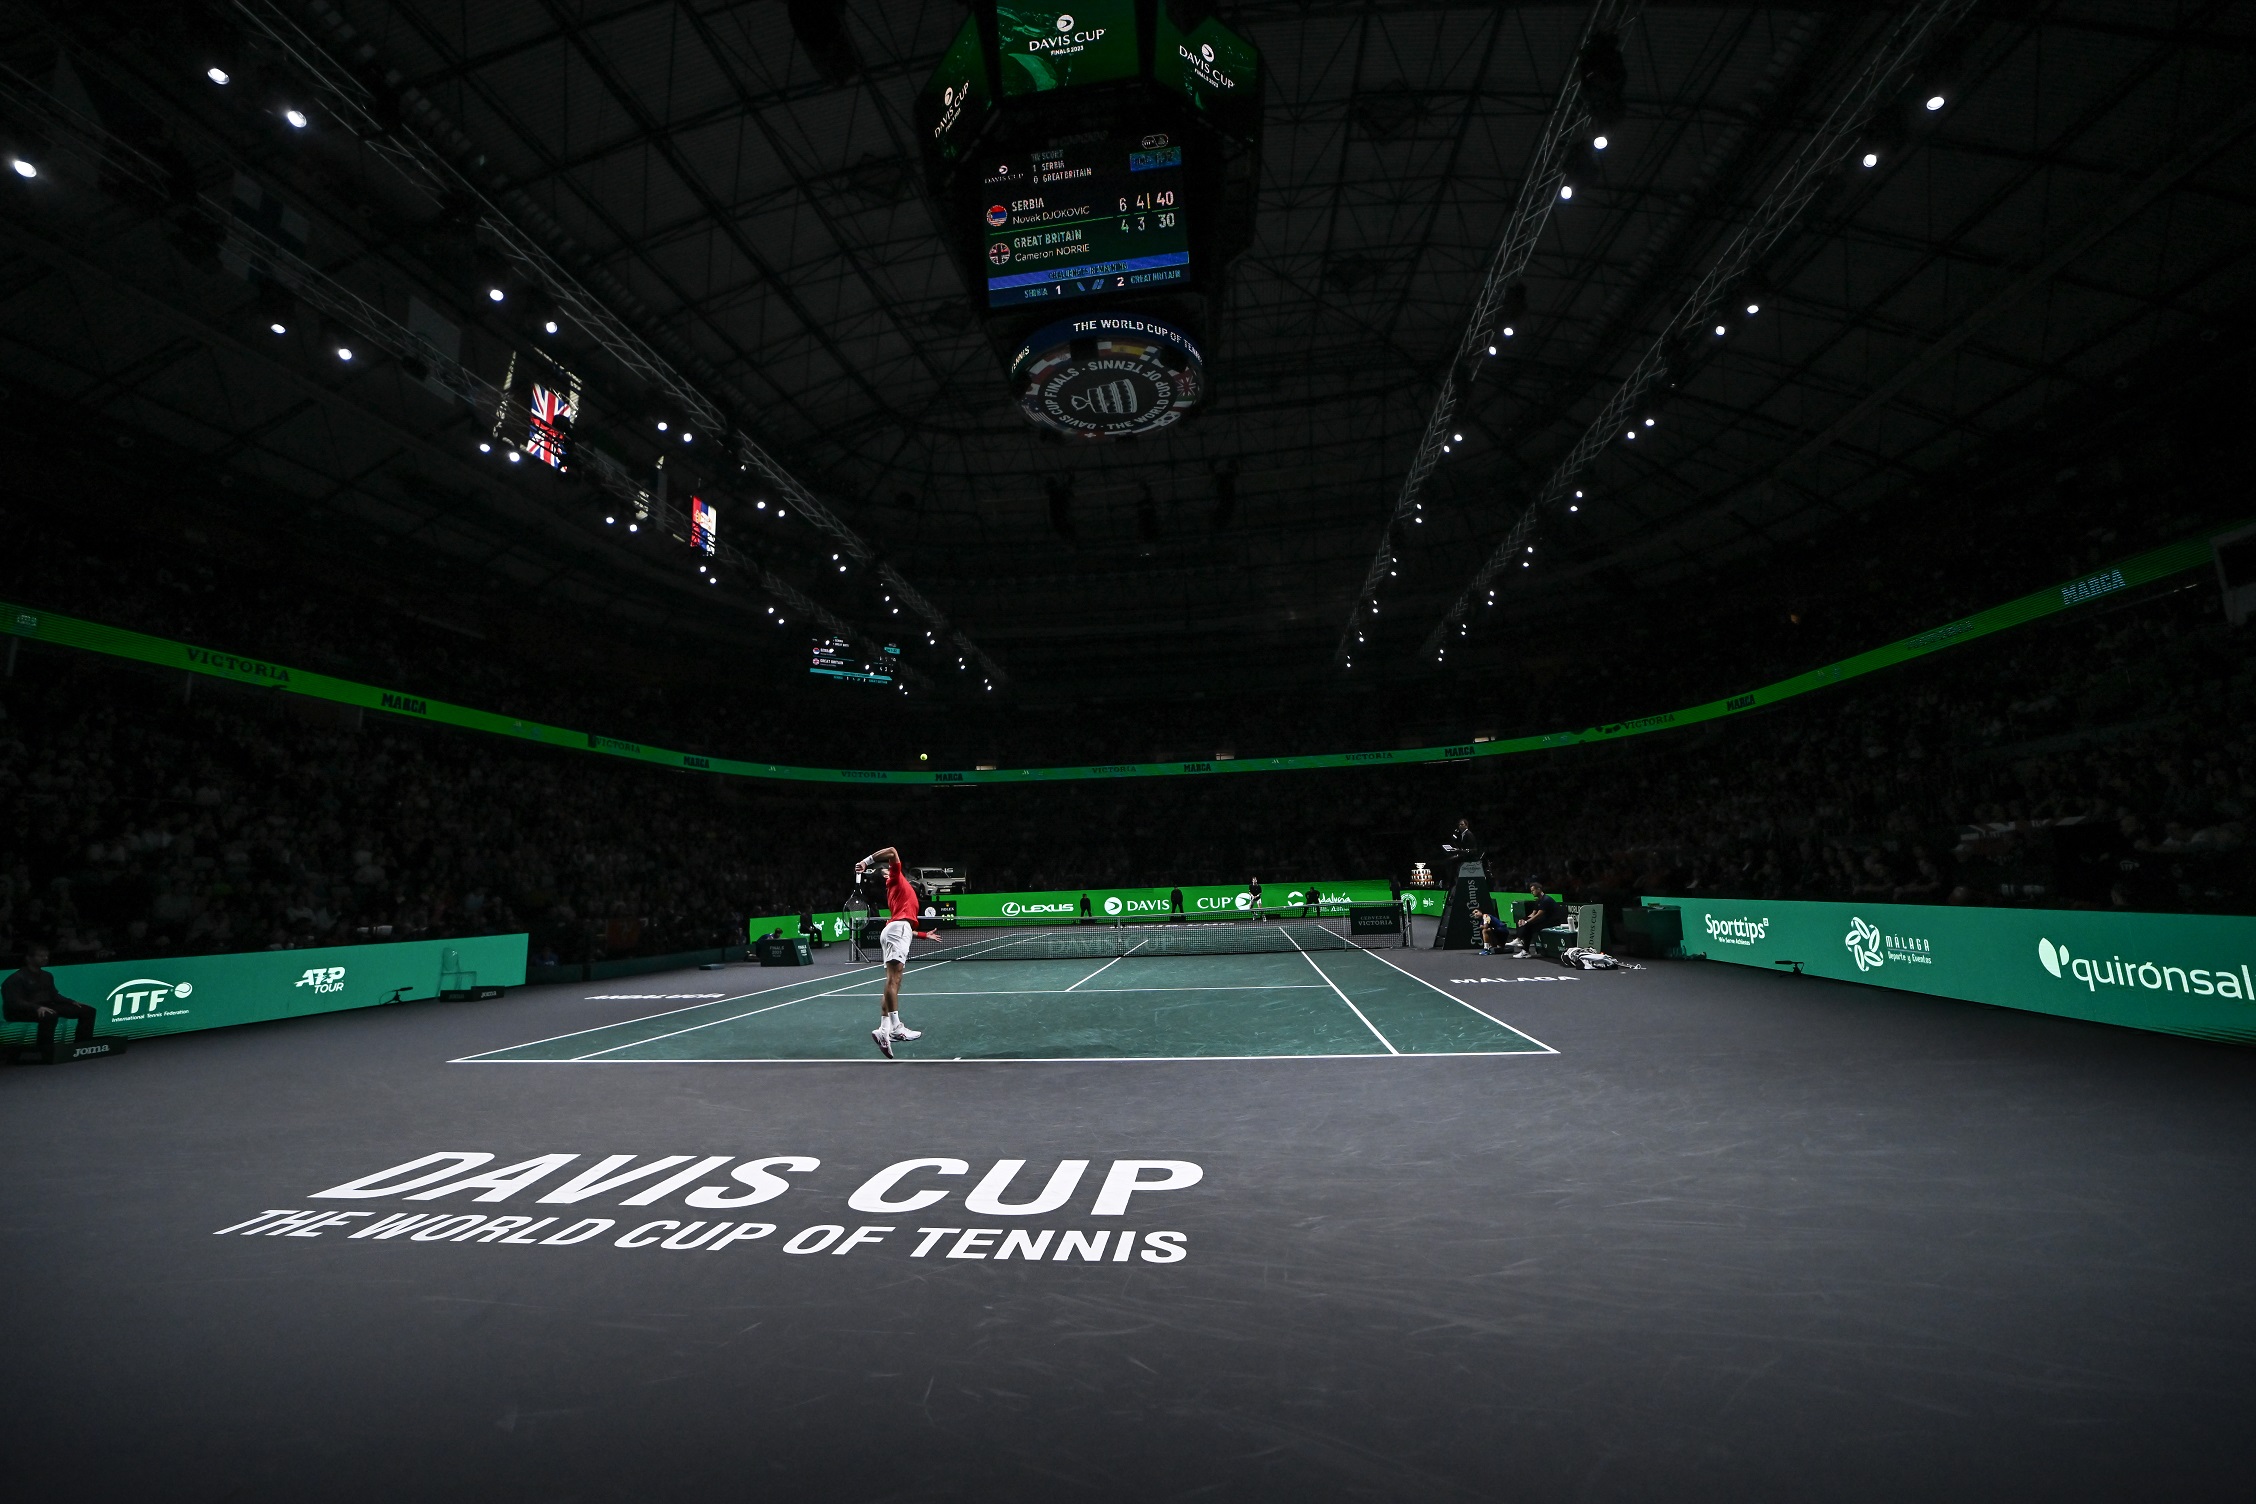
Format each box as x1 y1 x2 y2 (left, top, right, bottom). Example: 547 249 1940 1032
690 495 718 556
987 203 1009 226
526 383 574 469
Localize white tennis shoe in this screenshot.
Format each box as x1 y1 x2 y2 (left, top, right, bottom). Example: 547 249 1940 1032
888 1018 922 1042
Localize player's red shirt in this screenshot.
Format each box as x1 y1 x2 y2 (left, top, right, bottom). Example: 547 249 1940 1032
886 864 918 923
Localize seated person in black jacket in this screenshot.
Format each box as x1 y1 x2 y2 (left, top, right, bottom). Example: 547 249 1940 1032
3 945 99 1052
1499 878 1568 955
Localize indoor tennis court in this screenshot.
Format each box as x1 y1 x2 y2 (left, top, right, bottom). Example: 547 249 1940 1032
464 924 1552 1063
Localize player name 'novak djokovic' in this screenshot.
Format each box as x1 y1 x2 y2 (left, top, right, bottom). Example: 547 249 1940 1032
209 1150 1203 1264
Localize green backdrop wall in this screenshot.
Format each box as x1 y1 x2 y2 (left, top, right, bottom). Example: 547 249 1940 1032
2 934 529 1045
1649 896 2256 1046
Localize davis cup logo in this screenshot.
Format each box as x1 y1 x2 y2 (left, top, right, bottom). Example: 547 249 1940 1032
1200 42 1214 61
1103 896 1124 916
1844 917 1884 972
108 977 192 1019
1234 892 1252 911
1057 14 1073 30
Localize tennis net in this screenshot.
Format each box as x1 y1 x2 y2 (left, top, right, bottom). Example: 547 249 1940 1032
853 904 1409 963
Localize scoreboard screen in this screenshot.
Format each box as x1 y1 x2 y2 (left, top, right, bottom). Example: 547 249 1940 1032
689 495 717 555
980 131 1189 309
812 638 899 686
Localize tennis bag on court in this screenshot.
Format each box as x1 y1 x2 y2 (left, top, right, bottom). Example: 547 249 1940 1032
1561 947 1619 970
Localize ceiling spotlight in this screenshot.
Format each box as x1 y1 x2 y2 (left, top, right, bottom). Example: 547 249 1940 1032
478 441 492 453
1643 417 1655 427
207 66 231 86
708 577 718 586
486 286 505 303
1715 323 1727 336
604 515 615 524
628 523 639 532
1925 94 1945 112
756 500 767 509
698 565 707 573
1624 430 1636 441
1861 151 1879 168
8 157 36 180
681 432 692 444
1569 504 1579 513
1574 490 1583 498
1500 325 1515 338
543 319 559 334
1746 302 1760 315
1592 135 1609 151
1486 344 1498 356
656 420 668 432
1558 184 1573 200
335 346 353 361
1452 432 1463 443
284 108 309 129
269 321 288 335
506 450 521 463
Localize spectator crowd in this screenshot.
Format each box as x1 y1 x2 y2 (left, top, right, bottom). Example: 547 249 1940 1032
3 573 2248 967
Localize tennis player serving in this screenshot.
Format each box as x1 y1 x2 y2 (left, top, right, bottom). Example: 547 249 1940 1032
855 846 926 1057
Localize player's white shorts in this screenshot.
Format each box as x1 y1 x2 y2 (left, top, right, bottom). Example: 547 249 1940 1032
880 919 913 966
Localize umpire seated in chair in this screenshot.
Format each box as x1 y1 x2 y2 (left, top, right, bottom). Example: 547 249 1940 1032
1497 878 1569 958
4 945 101 1057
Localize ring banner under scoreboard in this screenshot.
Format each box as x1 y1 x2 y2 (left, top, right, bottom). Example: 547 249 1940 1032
1650 895 2256 1046
0 934 530 1047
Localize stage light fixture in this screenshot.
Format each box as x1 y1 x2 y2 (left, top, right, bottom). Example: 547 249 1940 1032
1746 302 1760 315
1452 432 1463 443
1925 94 1946 111
478 441 492 453
507 450 521 463
544 319 559 334
1715 323 1727 336
1558 184 1573 200
628 523 639 532
486 286 505 303
656 420 668 431
335 345 353 361
269 321 287 335
681 432 692 444
284 108 309 129
1643 417 1655 427
9 157 36 179
1862 151 1879 168
605 515 615 524
207 67 230 85
1569 504 1579 513
1592 135 1609 151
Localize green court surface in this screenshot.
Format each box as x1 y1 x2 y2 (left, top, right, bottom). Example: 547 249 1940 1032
460 947 1553 1064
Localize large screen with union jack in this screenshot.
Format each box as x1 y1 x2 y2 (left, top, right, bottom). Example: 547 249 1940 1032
690 495 718 555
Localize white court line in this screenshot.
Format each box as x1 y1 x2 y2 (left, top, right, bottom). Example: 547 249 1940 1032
1285 930 1398 1055
1350 945 1560 1055
452 969 873 1060
1063 938 1151 991
568 965 944 1061
812 983 1332 996
461 1050 1550 1066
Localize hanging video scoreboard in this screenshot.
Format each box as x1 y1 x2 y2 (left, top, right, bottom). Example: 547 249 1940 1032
981 132 1190 309
811 638 900 686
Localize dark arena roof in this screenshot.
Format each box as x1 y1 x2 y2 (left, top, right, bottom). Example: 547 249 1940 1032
3 4 2256 1501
